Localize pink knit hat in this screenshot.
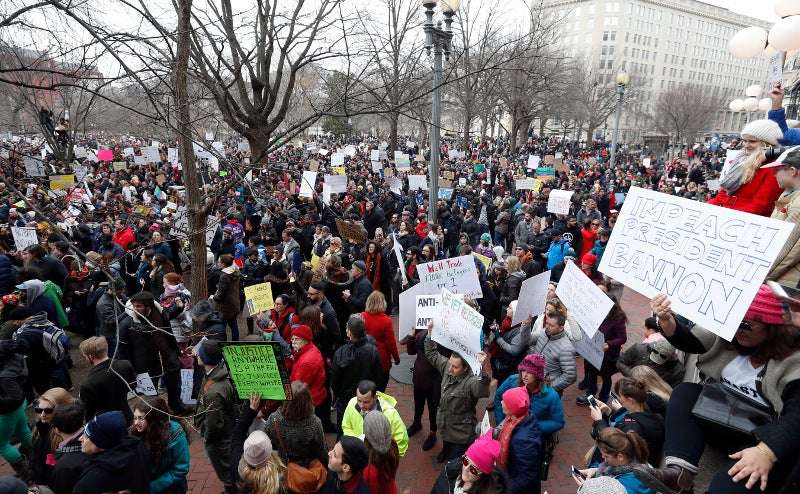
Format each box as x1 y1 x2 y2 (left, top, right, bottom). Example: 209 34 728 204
518 353 546 380
745 284 786 325
502 387 530 417
465 434 501 474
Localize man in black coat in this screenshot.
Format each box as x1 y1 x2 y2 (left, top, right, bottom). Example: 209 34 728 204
78 336 136 423
22 245 67 289
331 315 383 434
344 261 373 314
73 411 150 494
49 402 89 494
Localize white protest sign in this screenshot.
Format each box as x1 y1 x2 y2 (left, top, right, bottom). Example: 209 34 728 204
418 255 482 299
180 368 197 405
598 187 794 341
391 233 407 286
512 271 551 326
480 411 491 436
238 141 250 152
415 293 465 329
299 170 317 198
557 261 613 338
370 150 381 162
344 145 357 157
324 174 348 194
73 165 88 183
515 178 536 190
547 190 574 215
331 153 345 167
142 146 160 163
573 325 605 371
133 155 146 166
432 288 484 376
388 176 403 195
408 175 428 191
135 373 158 396
74 146 87 158
399 282 438 339
396 154 411 169
11 227 38 250
527 155 540 169
642 158 651 168
768 51 784 90
24 156 45 177
168 147 178 164
371 161 383 173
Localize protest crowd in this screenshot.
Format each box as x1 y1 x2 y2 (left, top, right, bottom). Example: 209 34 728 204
3 83 800 494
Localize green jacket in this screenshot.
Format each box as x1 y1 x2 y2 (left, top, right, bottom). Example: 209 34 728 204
194 363 236 443
424 336 489 445
341 392 409 457
42 281 68 328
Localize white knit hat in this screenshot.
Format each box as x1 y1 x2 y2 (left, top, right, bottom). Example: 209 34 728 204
741 119 783 146
578 476 627 494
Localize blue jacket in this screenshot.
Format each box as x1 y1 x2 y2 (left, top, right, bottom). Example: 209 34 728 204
591 240 607 264
768 107 800 145
0 255 16 295
546 240 571 270
615 471 655 494
504 414 541 494
494 375 565 435
150 421 190 494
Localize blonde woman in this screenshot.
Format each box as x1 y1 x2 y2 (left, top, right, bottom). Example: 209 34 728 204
629 365 673 416
30 387 74 485
709 119 784 216
238 430 287 494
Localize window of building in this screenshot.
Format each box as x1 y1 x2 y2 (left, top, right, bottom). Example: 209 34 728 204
603 30 609 41
608 59 614 69
610 31 616 41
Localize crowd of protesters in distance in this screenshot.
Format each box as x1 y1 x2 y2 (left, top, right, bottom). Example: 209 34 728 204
2 82 800 494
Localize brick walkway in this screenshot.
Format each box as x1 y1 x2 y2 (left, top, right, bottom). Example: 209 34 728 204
1 289 652 494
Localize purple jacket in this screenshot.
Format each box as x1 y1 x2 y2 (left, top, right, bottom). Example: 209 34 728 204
598 317 627 374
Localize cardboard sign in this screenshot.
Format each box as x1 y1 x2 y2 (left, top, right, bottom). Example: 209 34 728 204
418 255 482 299
399 282 438 339
547 190 574 215
299 170 317 198
555 160 569 173
432 288 484 376
11 226 38 250
598 187 794 341
309 159 319 172
543 155 555 165
49 174 75 190
573 325 605 371
324 175 348 194
512 271 551 326
244 282 275 316
221 342 291 400
24 156 46 177
408 175 428 191
135 373 158 396
180 368 197 405
557 262 614 338
335 219 366 244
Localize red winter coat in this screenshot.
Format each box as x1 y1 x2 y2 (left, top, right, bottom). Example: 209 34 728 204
708 167 783 217
290 342 327 406
112 227 136 251
361 311 399 371
579 228 597 260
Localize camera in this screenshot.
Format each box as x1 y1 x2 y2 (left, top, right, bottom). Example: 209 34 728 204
763 146 787 164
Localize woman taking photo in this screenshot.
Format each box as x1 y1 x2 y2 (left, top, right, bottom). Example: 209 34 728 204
30 387 74 486
644 285 800 494
574 427 655 494
361 291 399 392
130 396 191 494
708 119 784 216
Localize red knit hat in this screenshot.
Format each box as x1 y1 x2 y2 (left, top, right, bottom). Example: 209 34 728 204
581 252 598 266
501 387 530 417
292 325 313 342
744 284 786 325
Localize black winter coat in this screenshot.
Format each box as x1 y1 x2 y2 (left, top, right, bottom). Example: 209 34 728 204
72 437 151 494
79 358 137 423
331 337 383 403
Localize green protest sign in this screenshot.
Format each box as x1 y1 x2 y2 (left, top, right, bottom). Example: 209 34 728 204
221 342 292 400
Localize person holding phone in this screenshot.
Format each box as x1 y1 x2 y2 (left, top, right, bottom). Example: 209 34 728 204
572 427 655 494
768 83 800 146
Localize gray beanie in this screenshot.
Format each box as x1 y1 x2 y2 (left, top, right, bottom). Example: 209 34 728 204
577 476 627 494
363 411 392 454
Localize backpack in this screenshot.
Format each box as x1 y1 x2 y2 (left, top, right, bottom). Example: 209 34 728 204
40 325 70 363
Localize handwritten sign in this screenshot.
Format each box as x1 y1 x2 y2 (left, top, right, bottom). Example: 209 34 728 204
141 146 160 163
547 190 574 215
512 271 551 326
557 261 613 338
768 51 784 90
598 187 794 340
244 282 275 316
331 152 345 167
24 156 45 177
515 178 537 190
324 175 348 194
418 255 482 299
180 368 197 405
415 294 442 329
135 373 157 396
221 343 291 400
49 174 75 190
73 165 88 183
113 161 128 171
527 155 540 169
370 150 381 162
642 158 652 168
11 226 38 250
408 175 428 191
438 187 454 199
432 289 484 376
168 147 178 164
299 170 317 198
573 326 605 371
399 282 438 339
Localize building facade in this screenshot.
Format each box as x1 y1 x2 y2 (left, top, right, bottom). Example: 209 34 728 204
539 0 773 142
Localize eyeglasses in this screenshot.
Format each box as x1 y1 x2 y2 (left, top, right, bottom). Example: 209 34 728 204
35 407 54 415
461 455 481 476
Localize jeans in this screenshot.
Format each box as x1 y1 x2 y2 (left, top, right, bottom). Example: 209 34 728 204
584 360 613 402
205 438 235 494
0 400 32 464
225 317 240 341
665 383 792 494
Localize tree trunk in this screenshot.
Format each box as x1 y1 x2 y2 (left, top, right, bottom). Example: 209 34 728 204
175 0 207 303
418 119 428 148
389 114 399 154
585 125 596 143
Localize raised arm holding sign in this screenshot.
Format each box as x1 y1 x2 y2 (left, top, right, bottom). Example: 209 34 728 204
431 289 484 376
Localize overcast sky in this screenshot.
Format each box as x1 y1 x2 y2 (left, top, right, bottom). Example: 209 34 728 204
704 0 778 22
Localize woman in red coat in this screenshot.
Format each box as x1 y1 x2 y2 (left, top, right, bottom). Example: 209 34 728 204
579 219 599 261
708 119 784 216
288 325 328 425
361 291 400 392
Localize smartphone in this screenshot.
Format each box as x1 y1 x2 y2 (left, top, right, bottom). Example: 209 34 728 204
571 465 586 479
767 281 800 304
587 395 598 408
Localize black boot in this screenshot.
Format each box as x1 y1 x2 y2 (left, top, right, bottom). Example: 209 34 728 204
636 464 695 494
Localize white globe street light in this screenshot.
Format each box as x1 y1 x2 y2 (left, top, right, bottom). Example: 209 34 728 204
743 97 760 112
769 16 800 51
439 0 461 12
729 99 745 112
775 0 800 17
729 26 768 58
758 98 773 112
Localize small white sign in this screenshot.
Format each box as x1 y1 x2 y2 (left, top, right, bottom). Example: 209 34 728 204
547 190 574 215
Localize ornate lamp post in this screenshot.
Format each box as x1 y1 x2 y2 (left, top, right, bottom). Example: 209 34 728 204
609 70 629 170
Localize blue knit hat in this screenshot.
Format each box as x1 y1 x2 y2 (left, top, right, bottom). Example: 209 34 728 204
84 411 127 450
197 340 223 366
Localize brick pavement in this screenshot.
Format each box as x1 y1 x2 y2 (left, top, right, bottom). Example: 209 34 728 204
1 289 652 494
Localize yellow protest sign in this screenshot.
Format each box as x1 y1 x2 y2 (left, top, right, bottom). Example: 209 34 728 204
333 166 346 175
311 254 321 271
49 174 76 190
473 253 491 271
533 179 543 193
244 282 274 316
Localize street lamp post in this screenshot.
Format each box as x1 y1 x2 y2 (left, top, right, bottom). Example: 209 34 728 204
422 0 459 225
609 70 629 170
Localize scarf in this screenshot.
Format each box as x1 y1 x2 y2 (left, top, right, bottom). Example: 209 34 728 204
365 252 382 290
497 412 527 469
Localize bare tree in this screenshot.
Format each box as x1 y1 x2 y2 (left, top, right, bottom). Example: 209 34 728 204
648 83 724 149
